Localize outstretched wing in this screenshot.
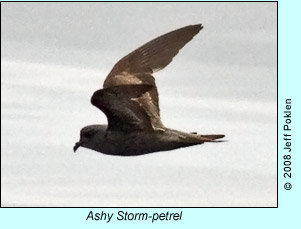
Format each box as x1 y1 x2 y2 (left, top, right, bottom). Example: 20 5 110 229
91 84 154 132
103 24 203 130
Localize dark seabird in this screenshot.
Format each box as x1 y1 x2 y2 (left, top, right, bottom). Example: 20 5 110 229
74 24 225 156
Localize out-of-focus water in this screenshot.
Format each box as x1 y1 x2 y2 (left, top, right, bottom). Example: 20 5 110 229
1 2 277 207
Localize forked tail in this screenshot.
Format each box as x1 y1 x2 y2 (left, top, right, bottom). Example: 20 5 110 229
199 134 225 141
191 134 226 143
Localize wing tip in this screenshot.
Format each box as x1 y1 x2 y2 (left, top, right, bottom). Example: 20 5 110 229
191 24 204 33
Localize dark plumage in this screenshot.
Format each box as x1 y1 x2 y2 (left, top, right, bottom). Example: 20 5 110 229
74 24 225 156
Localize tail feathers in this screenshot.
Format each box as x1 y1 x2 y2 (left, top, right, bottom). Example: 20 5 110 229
196 134 225 143
199 134 225 140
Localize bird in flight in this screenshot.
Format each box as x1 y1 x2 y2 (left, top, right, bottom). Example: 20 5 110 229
74 24 225 156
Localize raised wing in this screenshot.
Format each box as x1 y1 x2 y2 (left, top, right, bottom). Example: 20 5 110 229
91 84 154 132
104 24 203 81
103 24 203 130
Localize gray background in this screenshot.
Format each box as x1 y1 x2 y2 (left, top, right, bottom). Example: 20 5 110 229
1 2 277 207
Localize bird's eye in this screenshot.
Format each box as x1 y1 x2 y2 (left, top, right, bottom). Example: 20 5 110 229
84 130 94 137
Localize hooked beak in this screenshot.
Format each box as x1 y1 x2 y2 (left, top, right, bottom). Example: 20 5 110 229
73 141 82 152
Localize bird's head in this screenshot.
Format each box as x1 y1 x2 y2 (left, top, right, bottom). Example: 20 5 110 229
73 125 107 152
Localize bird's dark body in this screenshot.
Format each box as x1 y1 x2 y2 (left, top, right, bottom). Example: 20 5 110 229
74 24 225 156
79 125 223 156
